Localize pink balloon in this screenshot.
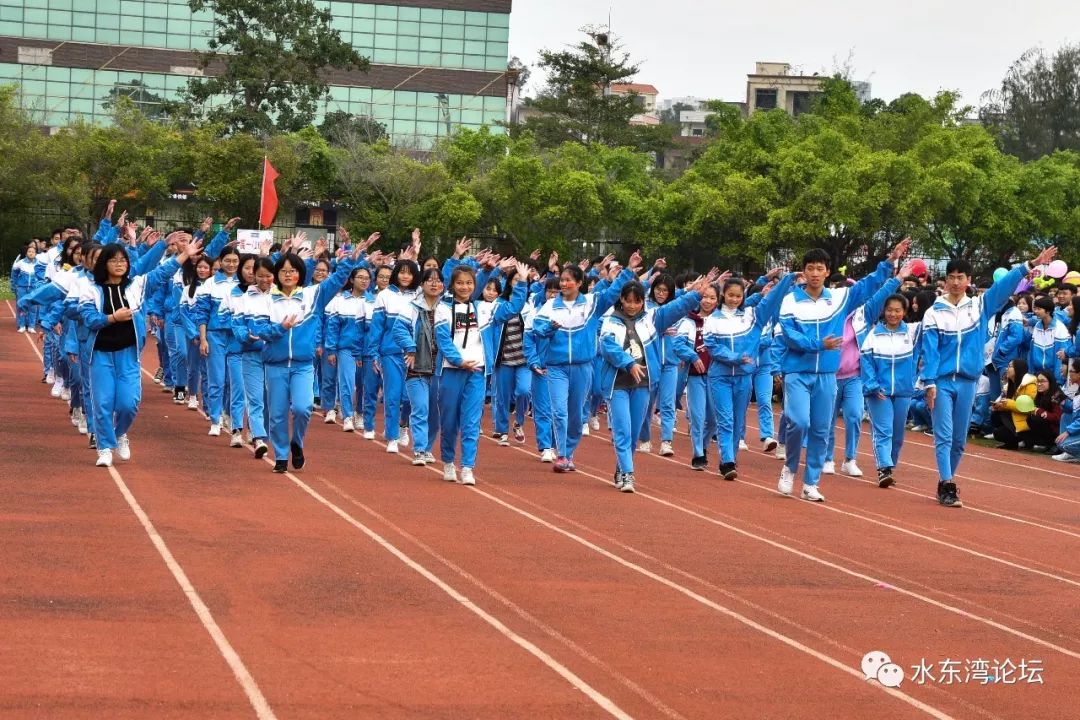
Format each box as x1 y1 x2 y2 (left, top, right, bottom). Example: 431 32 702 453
1047 260 1068 278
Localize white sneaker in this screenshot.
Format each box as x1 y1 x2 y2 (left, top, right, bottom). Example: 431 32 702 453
96 448 113 467
1052 452 1080 463
230 431 243 448
443 463 457 482
27 327 36 334
801 484 826 502
761 437 778 453
778 466 795 495
399 428 410 447
208 423 222 437
982 432 995 439
659 440 674 456
775 445 787 461
638 441 652 453
77 412 88 435
840 459 863 477
17 327 26 333
540 448 556 463
324 408 337 424
822 461 836 475
50 380 63 398
60 388 70 401
590 415 600 430
362 430 375 440
386 440 398 454
497 433 510 446
460 467 476 485
738 439 749 451
422 452 436 464
412 452 427 466
342 417 355 432
71 408 80 427
910 425 926 432
354 414 364 431
116 434 131 461
187 396 199 410
45 369 55 385
222 415 232 433
581 422 591 436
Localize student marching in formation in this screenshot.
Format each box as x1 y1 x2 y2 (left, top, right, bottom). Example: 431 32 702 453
17 208 1078 508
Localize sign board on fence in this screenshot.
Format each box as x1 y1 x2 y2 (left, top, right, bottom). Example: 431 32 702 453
237 229 273 254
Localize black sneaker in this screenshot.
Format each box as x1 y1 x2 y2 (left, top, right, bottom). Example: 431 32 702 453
619 472 636 493
273 460 288 473
290 442 305 470
174 388 187 404
719 462 738 481
88 433 96 449
690 455 707 471
877 467 895 488
938 481 962 508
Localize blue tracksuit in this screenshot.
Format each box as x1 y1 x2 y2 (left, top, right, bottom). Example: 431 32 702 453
989 306 1026 399
193 271 244 425
523 303 555 453
368 285 414 441
434 283 527 468
861 321 920 470
777 260 895 486
78 255 181 451
638 298 701 445
919 263 1028 482
598 291 702 473
231 285 270 441
249 259 357 462
704 274 795 465
1028 317 1070 383
532 269 636 459
325 291 370 421
391 294 443 456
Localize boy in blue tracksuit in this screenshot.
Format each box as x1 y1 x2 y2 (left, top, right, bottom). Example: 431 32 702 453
1028 296 1071 384
860 294 920 488
532 253 642 472
776 238 910 503
434 261 529 485
703 271 795 480
249 248 363 473
524 278 560 462
920 246 1058 507
599 275 710 492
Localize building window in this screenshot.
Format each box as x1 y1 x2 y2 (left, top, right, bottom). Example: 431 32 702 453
791 91 820 116
691 128 703 136
754 88 777 110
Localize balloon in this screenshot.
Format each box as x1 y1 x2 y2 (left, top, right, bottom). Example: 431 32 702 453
1014 395 1035 414
992 267 1009 282
909 259 927 277
1047 260 1068 278
1015 278 1033 294
1064 271 1080 286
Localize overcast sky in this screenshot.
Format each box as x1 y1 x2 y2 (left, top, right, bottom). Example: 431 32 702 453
508 0 1080 110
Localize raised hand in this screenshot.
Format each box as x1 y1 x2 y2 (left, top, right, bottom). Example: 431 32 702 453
455 236 472 258
766 266 784 280
529 248 541 261
259 238 273 256
103 198 117 220
296 246 313 261
513 260 530 282
223 217 241 231
200 216 213 233
499 256 517 272
547 251 559 272
138 227 154 245
181 239 204 260
897 260 914 278
578 258 590 271
889 237 912 262
360 231 380 252
628 250 643 271
314 235 328 257
1032 245 1058 267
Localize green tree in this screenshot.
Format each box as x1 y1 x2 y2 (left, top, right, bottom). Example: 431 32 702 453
981 44 1080 161
520 31 671 152
317 110 387 147
182 0 368 134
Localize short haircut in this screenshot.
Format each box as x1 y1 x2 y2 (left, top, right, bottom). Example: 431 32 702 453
801 248 830 269
1033 295 1056 314
274 252 307 288
945 259 973 276
390 259 421 290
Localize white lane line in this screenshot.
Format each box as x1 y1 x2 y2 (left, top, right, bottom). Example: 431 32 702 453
9 311 277 720
580 427 1080 588
482 436 1080 661
260 458 635 720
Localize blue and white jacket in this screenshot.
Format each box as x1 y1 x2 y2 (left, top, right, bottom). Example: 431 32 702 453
193 271 239 333
249 259 357 366
919 264 1028 386
532 268 636 366
703 273 796 377
325 291 371 357
859 321 921 398
367 285 415 358
77 257 181 360
230 285 271 354
598 290 702 398
778 260 895 375
434 281 527 376
11 257 45 292
991 306 1026 371
1028 316 1071 382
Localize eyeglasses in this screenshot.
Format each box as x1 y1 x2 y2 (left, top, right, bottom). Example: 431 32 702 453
106 257 128 265
423 278 442 284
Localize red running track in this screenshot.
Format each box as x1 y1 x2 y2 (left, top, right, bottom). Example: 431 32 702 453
2 303 1078 719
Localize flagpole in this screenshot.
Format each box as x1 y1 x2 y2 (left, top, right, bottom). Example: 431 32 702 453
259 156 267 229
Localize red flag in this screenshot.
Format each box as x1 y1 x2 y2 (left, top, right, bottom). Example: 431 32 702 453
259 157 280 228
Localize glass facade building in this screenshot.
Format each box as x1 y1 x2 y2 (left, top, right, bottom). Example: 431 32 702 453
0 0 512 147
